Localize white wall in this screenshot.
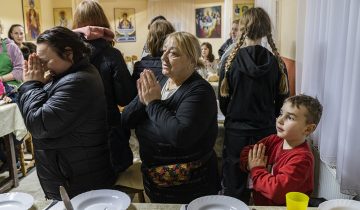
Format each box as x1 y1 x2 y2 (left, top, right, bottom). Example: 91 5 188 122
0 0 24 38
100 0 148 58
279 0 297 59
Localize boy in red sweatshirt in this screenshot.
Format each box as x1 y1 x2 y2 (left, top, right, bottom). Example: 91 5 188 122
240 94 323 205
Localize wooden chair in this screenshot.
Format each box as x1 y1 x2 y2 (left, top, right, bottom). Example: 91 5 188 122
17 133 35 176
114 161 145 202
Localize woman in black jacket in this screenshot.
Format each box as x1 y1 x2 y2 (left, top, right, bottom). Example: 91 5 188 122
18 26 115 200
72 0 137 173
133 19 175 82
123 32 220 203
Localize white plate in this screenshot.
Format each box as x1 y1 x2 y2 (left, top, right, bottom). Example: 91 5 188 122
0 192 34 210
50 189 130 210
319 199 360 210
187 195 249 210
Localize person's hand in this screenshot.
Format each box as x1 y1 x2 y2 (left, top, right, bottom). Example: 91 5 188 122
1 95 12 103
137 79 145 104
248 143 267 170
138 69 161 105
23 53 48 83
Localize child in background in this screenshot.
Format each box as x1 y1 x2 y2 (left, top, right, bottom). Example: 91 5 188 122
218 7 289 203
199 42 218 81
240 94 323 206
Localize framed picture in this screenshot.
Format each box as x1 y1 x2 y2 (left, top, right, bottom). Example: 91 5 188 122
233 3 254 20
53 8 73 29
195 6 221 38
22 0 42 41
114 8 136 42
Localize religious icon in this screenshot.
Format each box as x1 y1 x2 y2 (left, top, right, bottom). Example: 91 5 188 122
53 8 73 29
22 0 41 41
114 8 136 42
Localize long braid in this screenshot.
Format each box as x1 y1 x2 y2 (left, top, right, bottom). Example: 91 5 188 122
220 32 246 97
267 34 289 95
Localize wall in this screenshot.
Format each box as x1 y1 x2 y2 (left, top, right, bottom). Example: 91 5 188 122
279 0 297 96
279 0 296 60
195 0 224 59
98 0 148 58
0 0 24 38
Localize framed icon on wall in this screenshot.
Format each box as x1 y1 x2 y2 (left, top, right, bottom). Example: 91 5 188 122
114 8 136 42
195 6 221 38
53 8 72 29
22 0 42 41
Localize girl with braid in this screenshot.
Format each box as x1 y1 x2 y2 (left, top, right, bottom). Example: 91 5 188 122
218 7 289 203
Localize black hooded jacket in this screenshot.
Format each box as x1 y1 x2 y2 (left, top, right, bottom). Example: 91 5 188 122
88 38 136 125
219 45 288 136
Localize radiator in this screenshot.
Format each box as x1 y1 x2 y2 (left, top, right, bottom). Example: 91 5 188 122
312 145 353 200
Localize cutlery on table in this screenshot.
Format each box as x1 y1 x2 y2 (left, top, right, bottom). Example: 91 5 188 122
59 186 74 210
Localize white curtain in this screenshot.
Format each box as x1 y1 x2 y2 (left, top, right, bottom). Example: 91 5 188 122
147 0 195 34
296 0 360 195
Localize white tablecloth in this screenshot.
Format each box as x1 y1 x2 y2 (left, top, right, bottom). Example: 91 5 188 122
0 103 27 140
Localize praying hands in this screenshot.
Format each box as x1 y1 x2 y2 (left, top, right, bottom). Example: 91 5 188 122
23 53 51 83
137 69 161 105
248 143 268 170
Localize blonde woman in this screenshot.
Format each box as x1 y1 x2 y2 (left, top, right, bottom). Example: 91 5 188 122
122 32 220 203
218 7 289 203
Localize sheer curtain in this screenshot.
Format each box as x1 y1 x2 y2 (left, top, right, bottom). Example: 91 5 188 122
296 0 360 195
147 0 195 33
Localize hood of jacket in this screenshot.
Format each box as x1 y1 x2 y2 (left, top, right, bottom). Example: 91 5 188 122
73 26 114 41
232 45 277 78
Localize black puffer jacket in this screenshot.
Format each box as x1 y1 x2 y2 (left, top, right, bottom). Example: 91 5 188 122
87 38 137 173
88 39 136 125
18 59 116 200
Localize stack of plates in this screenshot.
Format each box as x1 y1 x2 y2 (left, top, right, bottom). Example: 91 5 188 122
319 199 360 210
0 192 34 210
187 195 249 210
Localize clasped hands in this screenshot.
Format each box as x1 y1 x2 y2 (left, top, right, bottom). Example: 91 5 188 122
248 143 268 170
137 69 161 105
23 53 52 83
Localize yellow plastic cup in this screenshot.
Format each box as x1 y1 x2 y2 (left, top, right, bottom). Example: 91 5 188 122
286 192 309 210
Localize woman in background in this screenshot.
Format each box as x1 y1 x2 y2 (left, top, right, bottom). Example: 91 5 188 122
8 24 36 60
72 0 137 173
123 32 220 203
199 42 218 81
133 19 175 82
18 26 115 200
0 21 24 87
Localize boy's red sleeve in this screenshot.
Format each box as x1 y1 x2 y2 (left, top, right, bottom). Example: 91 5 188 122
250 152 313 204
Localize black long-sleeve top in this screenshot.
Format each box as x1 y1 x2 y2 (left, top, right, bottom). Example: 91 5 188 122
122 72 218 167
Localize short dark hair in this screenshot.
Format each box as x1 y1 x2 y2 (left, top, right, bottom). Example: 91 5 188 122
37 26 91 63
285 94 323 125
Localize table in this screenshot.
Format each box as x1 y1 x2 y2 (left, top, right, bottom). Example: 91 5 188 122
33 200 319 210
0 103 27 192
